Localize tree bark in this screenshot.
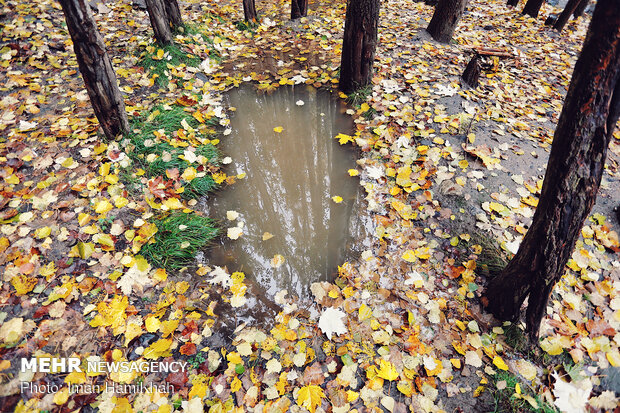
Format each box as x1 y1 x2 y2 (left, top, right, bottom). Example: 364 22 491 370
243 0 257 23
145 0 173 45
426 0 468 43
164 0 183 29
522 0 544 17
58 0 129 139
291 0 308 19
507 0 520 7
572 0 588 18
553 0 581 32
339 0 380 94
482 0 620 342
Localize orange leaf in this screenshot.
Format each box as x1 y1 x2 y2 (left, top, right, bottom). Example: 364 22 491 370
179 342 197 356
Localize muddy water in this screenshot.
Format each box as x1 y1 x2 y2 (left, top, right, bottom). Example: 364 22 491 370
202 85 369 301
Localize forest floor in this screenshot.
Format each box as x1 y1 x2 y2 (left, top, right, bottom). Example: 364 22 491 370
0 0 619 412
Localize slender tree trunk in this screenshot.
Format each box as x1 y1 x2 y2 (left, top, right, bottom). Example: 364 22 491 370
482 0 620 342
426 0 468 43
522 0 544 17
243 0 257 23
58 0 129 139
164 0 183 29
145 0 173 45
507 0 520 7
291 0 308 19
573 0 588 17
553 0 581 31
339 0 380 94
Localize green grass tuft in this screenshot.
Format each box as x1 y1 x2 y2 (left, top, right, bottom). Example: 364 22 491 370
122 104 220 199
346 85 372 107
490 371 558 413
140 212 218 270
139 43 201 86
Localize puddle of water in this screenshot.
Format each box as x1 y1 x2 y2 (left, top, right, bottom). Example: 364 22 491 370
202 85 370 301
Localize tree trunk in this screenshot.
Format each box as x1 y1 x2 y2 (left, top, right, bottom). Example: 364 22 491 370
426 0 468 43
572 0 588 17
243 0 257 23
58 0 129 139
338 0 380 94
461 54 480 88
164 0 183 29
507 0 520 7
553 0 581 32
482 0 620 342
291 0 308 19
145 0 173 45
522 0 544 17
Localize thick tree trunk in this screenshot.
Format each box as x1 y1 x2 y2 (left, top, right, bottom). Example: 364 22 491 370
291 0 308 19
164 0 183 29
572 0 588 18
461 54 480 88
58 0 129 139
522 0 544 17
243 0 257 23
339 0 380 94
145 0 172 45
482 0 620 342
507 0 520 7
426 0 468 43
553 0 581 32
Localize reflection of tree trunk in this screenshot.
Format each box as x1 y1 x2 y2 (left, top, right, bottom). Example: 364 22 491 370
507 0 520 6
483 0 620 342
58 0 129 139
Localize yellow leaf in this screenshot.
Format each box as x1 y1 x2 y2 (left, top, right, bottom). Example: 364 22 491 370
10 275 37 296
492 356 509 371
397 380 414 396
162 198 184 210
153 49 165 60
358 304 372 321
262 232 274 241
231 376 242 393
332 196 343 203
271 254 285 268
34 226 51 239
402 250 416 263
95 200 113 214
53 387 69 405
334 133 353 145
296 385 324 413
273 126 283 133
160 320 179 337
377 359 399 381
606 349 620 367
143 338 173 359
65 371 86 385
348 169 359 176
181 167 197 181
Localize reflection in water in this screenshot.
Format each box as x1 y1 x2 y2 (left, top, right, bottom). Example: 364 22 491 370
203 85 370 300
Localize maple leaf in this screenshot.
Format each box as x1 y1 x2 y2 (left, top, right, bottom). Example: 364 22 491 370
318 308 347 339
296 385 324 413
